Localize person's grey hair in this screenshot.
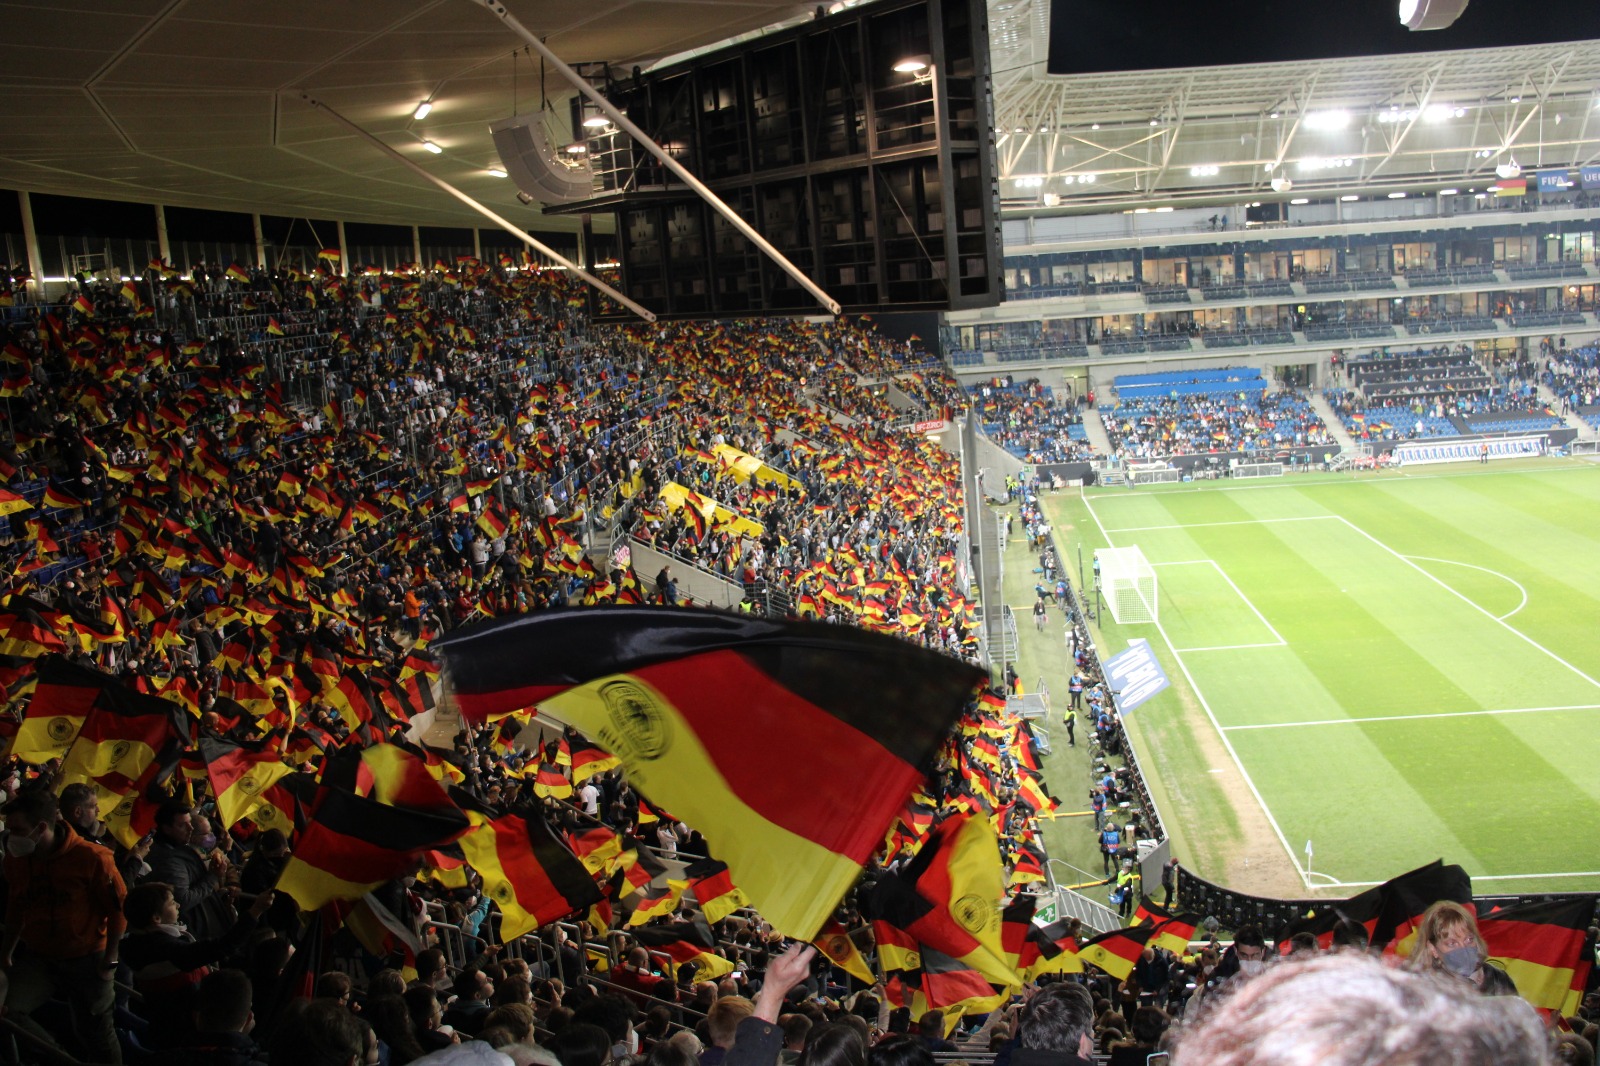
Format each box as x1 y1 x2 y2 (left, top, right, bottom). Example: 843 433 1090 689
1017 982 1094 1053
1173 952 1553 1066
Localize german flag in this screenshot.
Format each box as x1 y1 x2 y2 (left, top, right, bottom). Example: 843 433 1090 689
225 263 250 283
334 890 421 979
54 666 192 846
867 813 1016 990
1375 860 1472 956
565 811 623 874
437 607 983 939
458 805 603 939
918 945 1009 1015
276 780 469 911
266 318 285 336
41 482 85 510
533 761 572 800
200 737 294 829
1021 916 1083 980
14 655 121 763
0 488 32 516
813 918 875 984
1076 923 1157 982
476 502 509 540
626 879 687 926
1131 897 1200 955
465 476 498 498
1476 898 1595 1014
630 918 736 981
318 248 342 265
685 858 749 925
568 734 619 784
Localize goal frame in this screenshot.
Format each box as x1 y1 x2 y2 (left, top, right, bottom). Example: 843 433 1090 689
1099 545 1158 624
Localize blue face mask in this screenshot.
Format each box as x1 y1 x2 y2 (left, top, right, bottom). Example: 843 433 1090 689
197 834 218 851
1441 945 1482 977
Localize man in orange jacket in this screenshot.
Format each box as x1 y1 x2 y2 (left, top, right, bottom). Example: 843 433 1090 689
1 789 128 1064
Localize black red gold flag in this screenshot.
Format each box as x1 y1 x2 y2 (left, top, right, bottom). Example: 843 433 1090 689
458 805 603 939
1076 923 1157 982
437 606 984 939
1477 898 1596 1014
276 780 469 911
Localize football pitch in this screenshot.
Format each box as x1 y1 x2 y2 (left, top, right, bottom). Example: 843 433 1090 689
1048 460 1600 898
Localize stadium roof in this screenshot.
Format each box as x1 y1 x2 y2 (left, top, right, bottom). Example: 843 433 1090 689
1 0 1597 228
991 0 1600 211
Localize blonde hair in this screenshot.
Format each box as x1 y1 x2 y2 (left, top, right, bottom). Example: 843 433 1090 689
1407 901 1486 972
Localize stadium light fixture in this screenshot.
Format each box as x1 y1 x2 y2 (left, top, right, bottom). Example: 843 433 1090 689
1290 197 1310 204
1388 191 1407 198
487 166 508 177
414 100 434 120
1340 194 1360 201
1495 161 1521 179
421 139 443 154
893 54 930 73
1305 110 1351 130
516 191 535 205
1438 188 1459 195
1398 0 1469 31
582 115 611 129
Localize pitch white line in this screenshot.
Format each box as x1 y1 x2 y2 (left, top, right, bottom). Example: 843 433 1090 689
1208 558 1286 646
1221 703 1600 731
1324 870 1600 888
1336 515 1600 694
1104 515 1339 533
1402 554 1529 620
1081 461 1597 502
1153 559 1287 646
1082 494 1311 890
1175 642 1289 653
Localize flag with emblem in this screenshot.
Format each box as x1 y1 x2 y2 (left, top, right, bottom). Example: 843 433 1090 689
200 736 296 830
436 606 984 939
813 918 875 984
685 858 749 925
458 805 603 939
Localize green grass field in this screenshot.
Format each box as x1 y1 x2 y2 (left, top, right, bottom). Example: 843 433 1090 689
1038 459 1600 898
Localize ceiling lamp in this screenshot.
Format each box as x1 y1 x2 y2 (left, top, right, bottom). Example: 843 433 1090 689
892 54 930 73
413 100 433 120
1495 161 1521 179
565 142 588 155
487 166 508 177
421 140 443 154
582 115 611 129
1398 0 1470 30
1270 177 1293 192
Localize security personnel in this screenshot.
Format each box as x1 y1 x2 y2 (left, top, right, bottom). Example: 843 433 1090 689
1063 706 1077 747
1099 820 1121 874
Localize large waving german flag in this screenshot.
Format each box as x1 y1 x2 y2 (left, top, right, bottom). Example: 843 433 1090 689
276 782 470 912
457 806 603 940
1477 898 1596 1014
437 607 984 939
867 813 1016 990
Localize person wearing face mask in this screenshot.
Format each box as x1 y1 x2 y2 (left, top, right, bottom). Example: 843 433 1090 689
0 789 127 1065
1407 901 1519 997
1205 925 1270 996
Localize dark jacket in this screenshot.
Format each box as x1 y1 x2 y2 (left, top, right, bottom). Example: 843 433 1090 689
147 1029 265 1066
122 911 260 1046
144 836 231 940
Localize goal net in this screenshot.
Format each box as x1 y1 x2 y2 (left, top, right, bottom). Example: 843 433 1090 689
1099 546 1158 624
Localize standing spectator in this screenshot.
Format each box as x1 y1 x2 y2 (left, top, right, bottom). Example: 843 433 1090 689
1161 857 1180 908
656 565 678 605
0 790 127 1065
1407 901 1519 997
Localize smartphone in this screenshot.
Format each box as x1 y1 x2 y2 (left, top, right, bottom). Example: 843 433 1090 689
1147 1055 1170 1066
731 971 744 979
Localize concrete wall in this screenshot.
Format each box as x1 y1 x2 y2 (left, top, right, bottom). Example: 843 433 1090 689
626 538 745 609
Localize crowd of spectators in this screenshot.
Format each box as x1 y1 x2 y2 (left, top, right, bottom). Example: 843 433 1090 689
1324 344 1566 440
0 257 1064 1063
1099 390 1334 459
1540 341 1600 426
972 379 1095 465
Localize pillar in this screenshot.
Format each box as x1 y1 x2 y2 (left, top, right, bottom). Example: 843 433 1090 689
154 204 172 266
336 220 349 274
412 225 423 267
17 191 45 295
251 213 267 269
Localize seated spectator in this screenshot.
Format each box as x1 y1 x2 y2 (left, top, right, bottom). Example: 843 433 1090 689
1406 900 1519 997
152 968 263 1066
120 880 274 1045
1011 982 1097 1066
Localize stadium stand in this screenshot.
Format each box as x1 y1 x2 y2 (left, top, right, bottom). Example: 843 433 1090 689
968 379 1095 463
1099 369 1333 457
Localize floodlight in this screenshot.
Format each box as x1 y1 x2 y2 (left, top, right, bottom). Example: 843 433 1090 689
414 100 433 120
893 54 930 73
1399 0 1469 30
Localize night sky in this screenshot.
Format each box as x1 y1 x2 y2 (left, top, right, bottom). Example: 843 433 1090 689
1048 0 1600 75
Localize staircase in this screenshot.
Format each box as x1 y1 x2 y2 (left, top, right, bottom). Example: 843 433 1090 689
1308 390 1360 452
1538 382 1597 439
1083 407 1116 457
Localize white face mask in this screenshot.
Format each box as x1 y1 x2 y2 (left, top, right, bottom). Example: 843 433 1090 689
1239 959 1265 977
6 831 39 858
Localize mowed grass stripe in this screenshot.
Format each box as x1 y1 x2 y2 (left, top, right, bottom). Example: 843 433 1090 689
1321 488 1600 685
1241 709 1600 883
